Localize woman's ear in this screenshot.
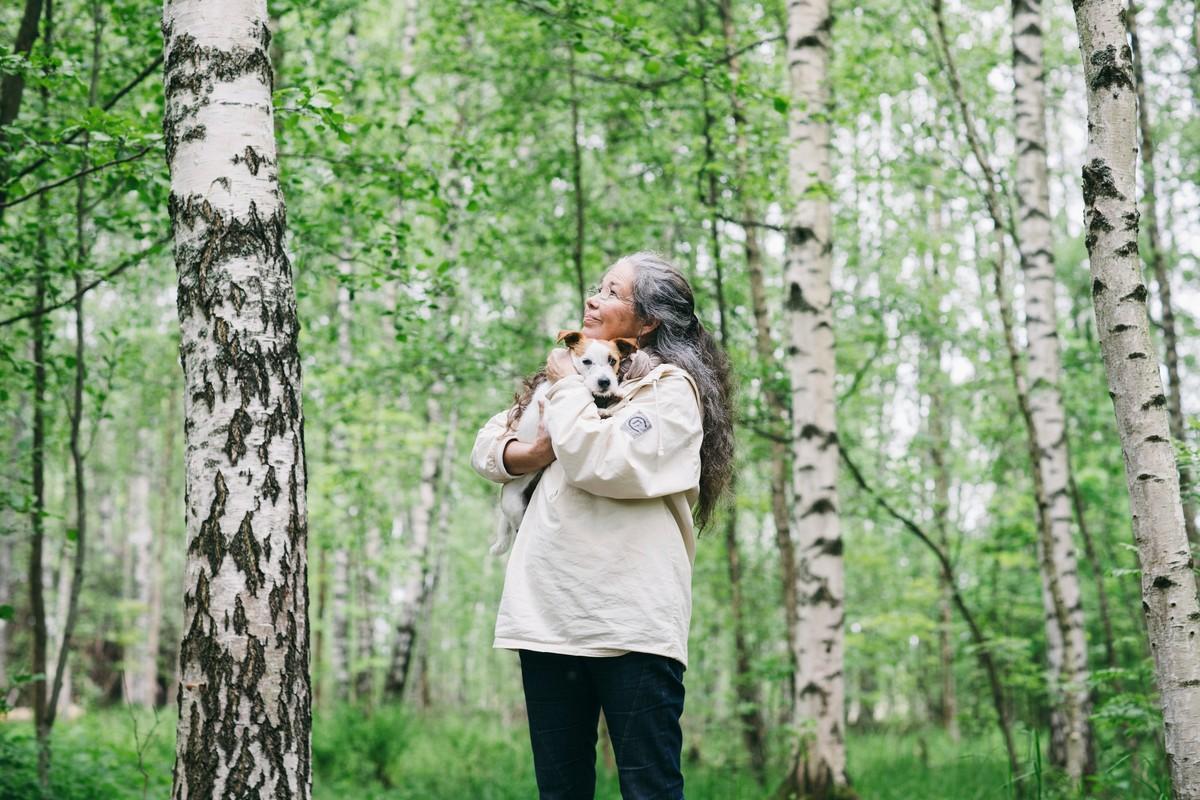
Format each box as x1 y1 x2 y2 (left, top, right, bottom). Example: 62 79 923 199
638 319 659 338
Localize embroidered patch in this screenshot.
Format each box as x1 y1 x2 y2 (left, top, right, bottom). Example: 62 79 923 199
622 412 653 438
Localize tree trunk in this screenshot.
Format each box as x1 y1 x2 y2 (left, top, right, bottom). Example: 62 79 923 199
163 0 311 795
128 459 156 707
354 525 380 703
1012 0 1094 778
780 0 848 794
717 0 798 714
1071 2 1200 795
567 38 586 310
1126 0 1197 549
919 230 959 741
0 0 45 222
29 140 51 800
384 396 444 700
330 547 351 699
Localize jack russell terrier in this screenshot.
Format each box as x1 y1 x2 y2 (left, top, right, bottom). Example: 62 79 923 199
489 329 652 556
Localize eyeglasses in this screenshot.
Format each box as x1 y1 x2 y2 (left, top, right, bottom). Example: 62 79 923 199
587 284 633 306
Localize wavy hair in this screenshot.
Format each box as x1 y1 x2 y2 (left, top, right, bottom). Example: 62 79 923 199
620 251 735 531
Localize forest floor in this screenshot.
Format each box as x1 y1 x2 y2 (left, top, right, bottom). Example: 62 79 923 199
0 706 1156 799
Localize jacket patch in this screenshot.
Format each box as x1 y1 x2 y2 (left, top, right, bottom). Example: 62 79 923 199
622 412 653 439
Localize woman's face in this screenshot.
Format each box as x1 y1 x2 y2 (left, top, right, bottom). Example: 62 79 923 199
582 260 652 342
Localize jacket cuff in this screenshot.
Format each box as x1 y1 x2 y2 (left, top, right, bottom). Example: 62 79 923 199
489 432 521 481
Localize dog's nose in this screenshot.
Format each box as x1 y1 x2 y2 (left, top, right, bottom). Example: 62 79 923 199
598 377 611 391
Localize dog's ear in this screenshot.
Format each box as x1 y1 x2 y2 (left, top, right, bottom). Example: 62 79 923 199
556 329 583 349
614 337 638 358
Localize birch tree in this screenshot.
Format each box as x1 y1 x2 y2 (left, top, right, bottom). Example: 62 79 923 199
1012 0 1093 776
163 0 311 796
782 0 848 793
1071 0 1200 794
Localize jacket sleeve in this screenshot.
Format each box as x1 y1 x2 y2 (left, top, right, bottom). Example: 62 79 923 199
543 372 702 500
470 408 521 484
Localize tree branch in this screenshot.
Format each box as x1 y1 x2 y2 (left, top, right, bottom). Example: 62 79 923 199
5 54 163 189
0 235 171 328
0 145 155 209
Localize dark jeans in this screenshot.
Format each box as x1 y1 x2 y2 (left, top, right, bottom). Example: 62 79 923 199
518 649 686 800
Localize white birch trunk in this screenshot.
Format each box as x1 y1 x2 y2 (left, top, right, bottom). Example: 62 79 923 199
1013 0 1093 777
784 0 847 792
385 395 443 699
1071 2 1200 795
330 547 351 697
163 0 311 795
128 463 156 707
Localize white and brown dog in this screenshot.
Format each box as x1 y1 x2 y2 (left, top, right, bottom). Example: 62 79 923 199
489 329 638 556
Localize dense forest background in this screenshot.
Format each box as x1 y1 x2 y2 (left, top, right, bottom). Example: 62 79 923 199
0 0 1197 797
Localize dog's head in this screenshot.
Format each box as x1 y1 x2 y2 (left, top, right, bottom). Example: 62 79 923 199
556 329 638 400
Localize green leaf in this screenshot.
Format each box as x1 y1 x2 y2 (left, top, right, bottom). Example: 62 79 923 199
773 96 789 114
0 604 12 621
66 527 78 542
644 59 662 75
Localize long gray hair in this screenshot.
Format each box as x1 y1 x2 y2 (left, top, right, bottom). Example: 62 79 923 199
621 251 734 531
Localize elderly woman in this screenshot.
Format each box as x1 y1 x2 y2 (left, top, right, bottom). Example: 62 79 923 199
471 251 734 799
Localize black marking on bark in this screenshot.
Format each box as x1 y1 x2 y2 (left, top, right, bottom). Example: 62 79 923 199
809 584 836 605
1152 575 1178 589
1115 240 1139 258
1127 351 1147 359
1091 279 1106 297
1089 45 1134 92
269 583 285 623
812 536 843 556
1122 211 1139 230
787 282 816 313
193 365 216 413
233 145 265 176
171 196 292 322
163 25 275 162
1145 434 1168 443
804 498 838 518
1081 159 1124 207
223 737 263 799
1121 284 1148 303
230 511 266 595
263 465 281 504
226 407 253 465
229 282 247 313
1111 323 1133 332
1142 394 1167 411
232 595 248 635
191 472 228 575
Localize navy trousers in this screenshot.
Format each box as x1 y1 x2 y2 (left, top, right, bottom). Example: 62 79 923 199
518 649 686 800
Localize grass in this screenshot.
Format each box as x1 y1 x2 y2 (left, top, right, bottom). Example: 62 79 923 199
0 707 1166 799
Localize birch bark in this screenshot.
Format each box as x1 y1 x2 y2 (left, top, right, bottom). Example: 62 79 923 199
1071 1 1200 794
783 0 847 793
1126 0 1197 548
163 0 311 795
1013 0 1093 777
128 457 156 707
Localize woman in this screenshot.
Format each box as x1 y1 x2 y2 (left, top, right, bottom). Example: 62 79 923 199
470 251 734 799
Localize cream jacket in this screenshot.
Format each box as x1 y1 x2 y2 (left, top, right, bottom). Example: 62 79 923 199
470 363 703 668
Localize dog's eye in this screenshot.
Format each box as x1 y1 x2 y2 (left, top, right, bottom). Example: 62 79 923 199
582 359 592 365
608 357 616 366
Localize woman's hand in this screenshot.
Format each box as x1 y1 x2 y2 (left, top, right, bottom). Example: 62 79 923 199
545 349 574 383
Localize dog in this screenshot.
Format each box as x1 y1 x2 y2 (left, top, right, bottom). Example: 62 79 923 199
490 330 638 556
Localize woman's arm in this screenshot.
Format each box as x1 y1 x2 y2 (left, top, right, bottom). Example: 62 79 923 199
501 397 554 474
